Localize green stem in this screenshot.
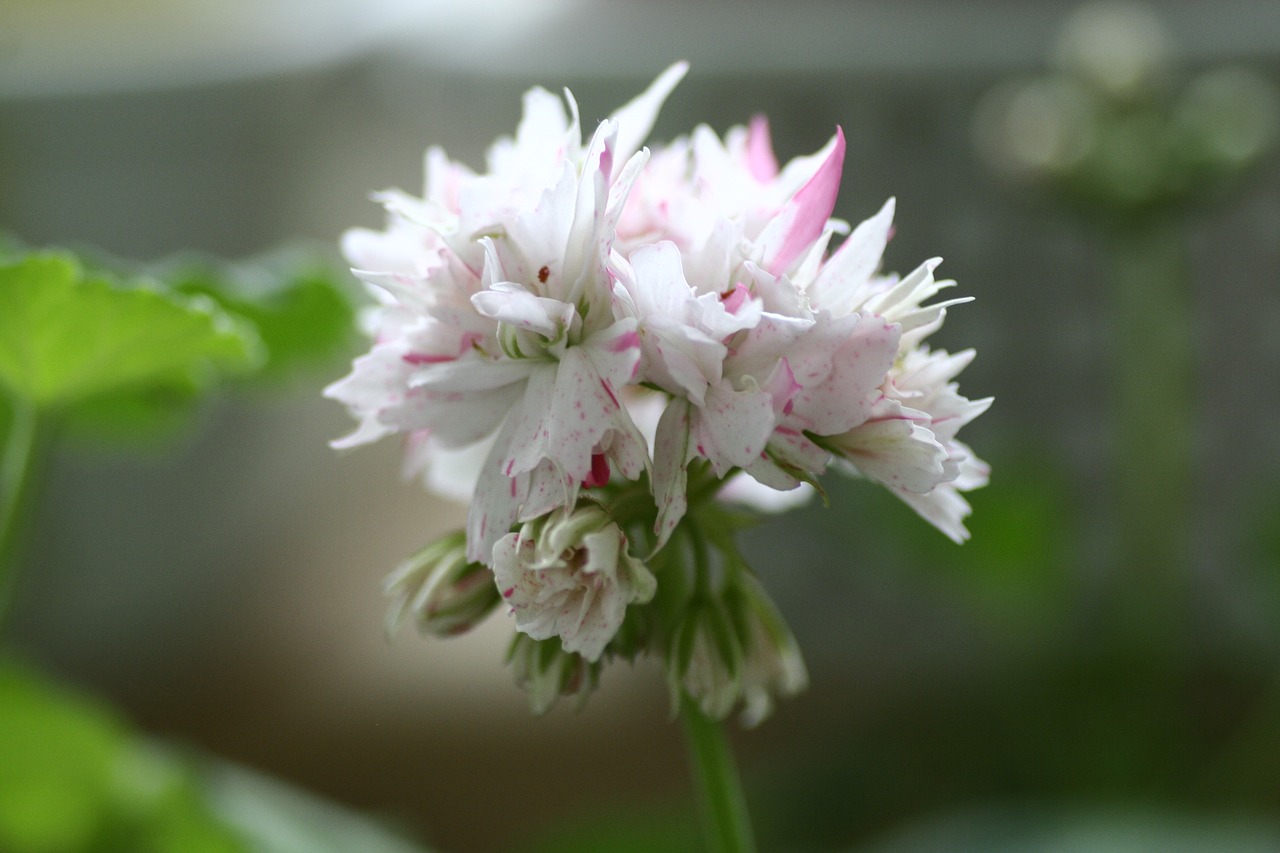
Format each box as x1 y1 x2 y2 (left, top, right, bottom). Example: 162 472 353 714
680 692 756 853
1106 215 1193 648
689 524 714 600
1101 214 1196 793
0 395 41 629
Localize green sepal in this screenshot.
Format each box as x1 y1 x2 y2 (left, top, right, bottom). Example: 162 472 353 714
671 606 700 681
702 601 744 682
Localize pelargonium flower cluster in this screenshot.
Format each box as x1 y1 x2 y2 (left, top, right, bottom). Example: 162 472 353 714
328 63 990 722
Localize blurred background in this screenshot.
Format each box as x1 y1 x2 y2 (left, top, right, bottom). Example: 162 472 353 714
3 0 1280 850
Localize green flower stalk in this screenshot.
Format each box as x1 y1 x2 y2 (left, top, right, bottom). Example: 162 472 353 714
974 0 1277 643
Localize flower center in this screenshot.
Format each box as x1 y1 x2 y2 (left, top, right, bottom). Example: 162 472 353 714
496 308 581 361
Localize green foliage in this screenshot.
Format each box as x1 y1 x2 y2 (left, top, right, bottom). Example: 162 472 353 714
154 248 357 385
0 242 355 445
0 254 258 412
0 658 439 853
0 657 246 853
0 242 424 849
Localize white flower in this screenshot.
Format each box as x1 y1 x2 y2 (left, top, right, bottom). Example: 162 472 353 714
327 69 688 562
333 63 991 723
492 504 656 662
455 140 655 560
828 347 993 541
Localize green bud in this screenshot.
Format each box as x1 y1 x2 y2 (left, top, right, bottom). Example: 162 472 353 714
506 634 600 715
665 574 807 727
667 601 745 722
735 573 808 728
384 531 500 638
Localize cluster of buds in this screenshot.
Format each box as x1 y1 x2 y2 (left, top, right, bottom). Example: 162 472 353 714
328 64 988 722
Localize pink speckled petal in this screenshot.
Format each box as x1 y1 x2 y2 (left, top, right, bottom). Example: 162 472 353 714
789 312 901 436
693 379 777 477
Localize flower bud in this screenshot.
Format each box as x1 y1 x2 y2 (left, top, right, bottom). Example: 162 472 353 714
667 573 807 727
506 634 600 715
735 573 808 727
493 503 656 662
384 531 500 638
668 600 745 722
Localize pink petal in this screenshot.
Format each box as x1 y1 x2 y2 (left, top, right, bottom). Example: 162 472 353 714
758 127 846 275
746 115 779 182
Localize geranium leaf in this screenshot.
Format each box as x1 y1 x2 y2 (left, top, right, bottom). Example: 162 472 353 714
158 248 356 383
0 254 259 411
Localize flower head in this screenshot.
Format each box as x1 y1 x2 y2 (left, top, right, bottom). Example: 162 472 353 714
330 64 989 719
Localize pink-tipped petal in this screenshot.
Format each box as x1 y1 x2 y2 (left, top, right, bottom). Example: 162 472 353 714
746 115 779 182
758 127 846 275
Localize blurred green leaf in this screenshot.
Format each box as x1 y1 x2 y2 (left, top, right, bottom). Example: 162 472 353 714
0 659 438 853
0 658 121 851
0 254 258 411
158 248 356 384
56 379 207 446
0 242 355 445
203 762 434 853
0 657 245 853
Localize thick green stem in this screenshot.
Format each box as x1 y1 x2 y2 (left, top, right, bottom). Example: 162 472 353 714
0 395 41 629
1099 215 1197 792
1106 215 1193 648
680 692 756 853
